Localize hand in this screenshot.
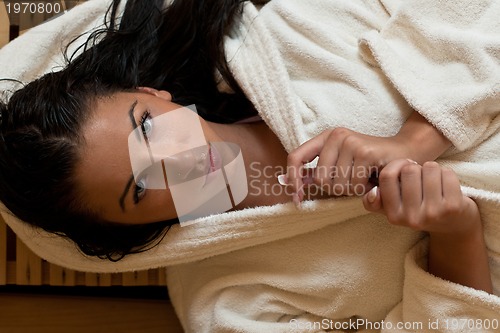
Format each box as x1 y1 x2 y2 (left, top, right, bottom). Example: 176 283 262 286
284 112 451 205
285 127 416 201
363 159 492 293
362 159 481 236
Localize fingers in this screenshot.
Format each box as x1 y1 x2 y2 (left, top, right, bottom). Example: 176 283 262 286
333 145 353 195
330 130 374 196
364 159 414 218
377 159 410 216
422 161 442 205
286 127 404 206
400 162 422 217
351 158 371 194
286 130 333 202
440 166 468 220
314 133 341 191
375 159 424 229
293 127 375 198
441 166 462 203
372 160 472 234
363 186 383 212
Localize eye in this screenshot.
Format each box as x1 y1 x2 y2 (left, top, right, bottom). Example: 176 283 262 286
133 179 147 204
139 111 153 140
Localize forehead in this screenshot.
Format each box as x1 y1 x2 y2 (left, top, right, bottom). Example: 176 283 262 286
76 93 137 213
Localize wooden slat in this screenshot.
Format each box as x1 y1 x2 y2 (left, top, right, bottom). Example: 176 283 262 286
48 264 64 286
37 261 81 287
84 272 118 287
157 267 167 286
0 216 7 285
6 261 16 284
111 273 123 286
15 237 42 285
60 0 67 11
74 271 87 286
97 273 112 287
0 2 9 48
122 270 149 286
84 272 98 287
65 269 77 286
2 215 166 287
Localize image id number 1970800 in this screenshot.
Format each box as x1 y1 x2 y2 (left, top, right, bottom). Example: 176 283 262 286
4 1 62 15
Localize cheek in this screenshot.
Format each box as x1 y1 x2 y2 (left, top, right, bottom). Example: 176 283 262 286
109 189 178 224
200 122 219 141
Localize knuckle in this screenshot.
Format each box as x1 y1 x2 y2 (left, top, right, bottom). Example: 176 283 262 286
424 206 441 222
405 216 421 230
386 211 403 225
342 134 359 148
287 152 301 166
330 127 350 140
401 164 418 176
379 168 398 184
407 223 423 232
422 161 440 170
393 211 425 231
443 200 462 215
356 146 374 159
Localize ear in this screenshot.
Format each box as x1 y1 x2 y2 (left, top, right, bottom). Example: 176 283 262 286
136 87 172 101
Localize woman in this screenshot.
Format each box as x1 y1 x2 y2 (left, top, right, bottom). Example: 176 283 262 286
0 0 421 258
0 0 498 331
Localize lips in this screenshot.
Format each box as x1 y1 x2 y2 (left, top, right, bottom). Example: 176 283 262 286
208 142 222 174
204 143 223 187
209 145 215 172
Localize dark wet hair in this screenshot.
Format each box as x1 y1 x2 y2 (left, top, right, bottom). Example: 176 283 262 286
0 0 254 260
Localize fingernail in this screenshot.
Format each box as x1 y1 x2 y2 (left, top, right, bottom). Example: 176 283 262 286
367 186 378 203
292 193 301 208
406 159 418 165
277 174 288 186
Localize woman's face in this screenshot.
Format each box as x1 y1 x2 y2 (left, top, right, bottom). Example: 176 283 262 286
76 88 224 224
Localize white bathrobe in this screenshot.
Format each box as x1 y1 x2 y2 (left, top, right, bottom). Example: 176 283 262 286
1 0 500 332
166 0 500 332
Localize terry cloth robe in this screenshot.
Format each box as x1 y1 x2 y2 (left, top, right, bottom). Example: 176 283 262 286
1 0 500 332
165 0 500 332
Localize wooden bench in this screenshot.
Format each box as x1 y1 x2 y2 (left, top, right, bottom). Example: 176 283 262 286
1 3 184 330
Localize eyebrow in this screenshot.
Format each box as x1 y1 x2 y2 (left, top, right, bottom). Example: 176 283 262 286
128 99 140 139
119 176 135 212
118 100 138 212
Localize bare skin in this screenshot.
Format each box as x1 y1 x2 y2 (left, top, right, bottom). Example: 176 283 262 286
286 112 452 204
362 160 492 293
76 87 491 293
285 113 491 293
77 87 299 224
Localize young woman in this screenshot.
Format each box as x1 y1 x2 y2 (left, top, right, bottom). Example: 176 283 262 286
0 0 496 329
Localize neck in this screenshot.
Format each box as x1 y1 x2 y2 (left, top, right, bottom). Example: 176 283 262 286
210 121 291 207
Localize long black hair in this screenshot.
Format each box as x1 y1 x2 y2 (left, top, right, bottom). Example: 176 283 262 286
0 0 253 260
